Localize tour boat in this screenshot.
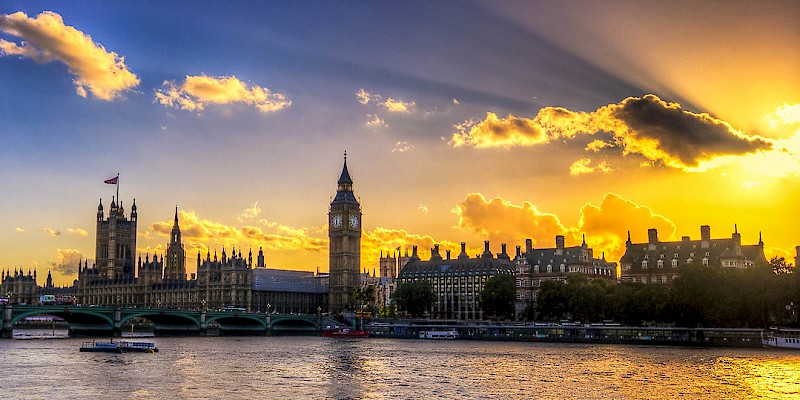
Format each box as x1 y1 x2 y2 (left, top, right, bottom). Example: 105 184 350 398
762 328 800 349
322 328 369 338
419 329 459 340
80 340 159 353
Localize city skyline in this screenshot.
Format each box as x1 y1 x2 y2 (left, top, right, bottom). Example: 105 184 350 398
1 1 798 286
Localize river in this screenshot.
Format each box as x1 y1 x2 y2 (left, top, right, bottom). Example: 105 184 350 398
1 334 798 399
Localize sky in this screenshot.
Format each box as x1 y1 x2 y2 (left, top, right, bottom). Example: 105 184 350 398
1 1 799 286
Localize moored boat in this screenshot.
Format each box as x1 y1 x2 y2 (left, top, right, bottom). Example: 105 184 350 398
419 329 459 340
762 328 800 349
80 340 159 353
322 328 369 338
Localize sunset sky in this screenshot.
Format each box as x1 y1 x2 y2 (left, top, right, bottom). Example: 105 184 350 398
1 1 799 286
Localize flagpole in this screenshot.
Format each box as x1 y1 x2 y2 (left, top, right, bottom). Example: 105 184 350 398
116 173 120 202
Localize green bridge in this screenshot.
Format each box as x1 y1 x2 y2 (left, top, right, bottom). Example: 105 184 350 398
1 305 327 337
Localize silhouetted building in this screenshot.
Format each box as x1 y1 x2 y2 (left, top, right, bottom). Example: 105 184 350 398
514 234 616 316
398 241 516 320
251 268 328 314
619 225 767 284
95 197 137 280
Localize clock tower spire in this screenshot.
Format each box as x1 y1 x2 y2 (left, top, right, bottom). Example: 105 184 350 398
328 151 362 316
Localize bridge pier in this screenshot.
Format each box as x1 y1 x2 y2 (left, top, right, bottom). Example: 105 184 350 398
113 307 123 337
2 305 11 338
200 310 207 336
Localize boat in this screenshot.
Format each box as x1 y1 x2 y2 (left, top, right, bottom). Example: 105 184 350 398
80 340 159 353
762 328 800 349
322 328 369 338
419 329 459 340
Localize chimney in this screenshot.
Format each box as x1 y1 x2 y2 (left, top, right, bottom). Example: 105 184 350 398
446 250 451 260
501 243 507 255
555 235 565 249
459 242 468 259
482 241 492 258
682 236 690 242
411 245 418 259
648 228 658 244
525 238 533 253
701 225 711 248
515 245 521 258
732 224 741 248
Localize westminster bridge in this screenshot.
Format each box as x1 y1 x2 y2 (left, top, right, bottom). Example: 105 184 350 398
1 305 327 337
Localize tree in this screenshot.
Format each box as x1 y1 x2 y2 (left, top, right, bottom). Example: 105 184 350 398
480 274 516 320
393 280 435 317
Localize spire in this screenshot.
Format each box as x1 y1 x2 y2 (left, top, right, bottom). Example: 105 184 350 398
174 206 179 227
338 151 353 186
582 233 586 247
626 230 632 246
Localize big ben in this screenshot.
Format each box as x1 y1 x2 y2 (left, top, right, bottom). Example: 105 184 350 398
328 152 362 315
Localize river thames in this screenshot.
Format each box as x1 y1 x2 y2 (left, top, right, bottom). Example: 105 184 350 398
1 335 798 399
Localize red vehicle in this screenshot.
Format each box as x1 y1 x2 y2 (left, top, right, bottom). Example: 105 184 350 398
322 328 369 338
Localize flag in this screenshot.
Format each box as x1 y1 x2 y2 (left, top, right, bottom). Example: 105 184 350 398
104 176 118 185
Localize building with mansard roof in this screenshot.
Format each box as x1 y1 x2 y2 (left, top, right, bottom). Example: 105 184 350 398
514 234 617 316
398 241 516 320
619 225 767 284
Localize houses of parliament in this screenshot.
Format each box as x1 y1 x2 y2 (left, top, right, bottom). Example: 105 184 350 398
0 158 364 314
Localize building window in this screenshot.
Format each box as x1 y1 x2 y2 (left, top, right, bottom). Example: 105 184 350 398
702 258 709 266
657 260 664 269
642 261 648 269
672 260 678 268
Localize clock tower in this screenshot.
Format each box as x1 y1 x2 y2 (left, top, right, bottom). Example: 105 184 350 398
328 152 362 315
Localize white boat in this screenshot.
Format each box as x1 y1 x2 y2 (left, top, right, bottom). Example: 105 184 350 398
419 329 459 340
762 328 800 349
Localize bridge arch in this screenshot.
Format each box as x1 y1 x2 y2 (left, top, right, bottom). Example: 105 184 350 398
119 311 201 329
10 309 114 327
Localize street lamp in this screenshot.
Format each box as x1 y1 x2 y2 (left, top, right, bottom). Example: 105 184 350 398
267 303 271 314
201 299 206 311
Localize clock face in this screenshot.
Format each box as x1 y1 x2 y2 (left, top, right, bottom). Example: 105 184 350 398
349 215 359 228
331 215 342 228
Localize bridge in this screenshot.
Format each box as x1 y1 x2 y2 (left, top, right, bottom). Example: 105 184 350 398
1 305 326 337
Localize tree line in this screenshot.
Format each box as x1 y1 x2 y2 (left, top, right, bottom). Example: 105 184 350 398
392 257 800 328
530 257 800 328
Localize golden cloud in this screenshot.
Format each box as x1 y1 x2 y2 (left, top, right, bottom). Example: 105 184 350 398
451 95 772 171
453 192 676 263
67 227 88 236
569 158 612 175
392 141 413 153
452 193 566 247
48 248 84 277
450 112 548 148
0 11 139 100
155 74 291 113
236 202 261 222
380 98 416 113
44 227 61 237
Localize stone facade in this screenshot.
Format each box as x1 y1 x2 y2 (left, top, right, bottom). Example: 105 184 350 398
398 242 516 320
328 153 362 315
619 225 767 284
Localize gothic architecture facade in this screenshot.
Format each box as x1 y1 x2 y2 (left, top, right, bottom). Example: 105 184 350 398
76 201 253 310
328 153 362 315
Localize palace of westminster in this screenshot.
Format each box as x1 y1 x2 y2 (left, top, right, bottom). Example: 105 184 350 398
1 155 794 319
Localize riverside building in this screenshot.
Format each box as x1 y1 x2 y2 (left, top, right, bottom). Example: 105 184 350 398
398 242 516 320
619 225 767 284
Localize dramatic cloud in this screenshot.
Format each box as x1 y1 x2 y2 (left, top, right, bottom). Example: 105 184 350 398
453 193 566 247
0 11 139 100
155 74 291 113
148 210 325 258
66 227 88 236
44 227 61 237
451 112 547 148
15 227 25 233
453 192 676 262
451 95 772 171
392 141 413 153
236 202 261 222
569 158 612 175
48 248 84 276
356 88 376 105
